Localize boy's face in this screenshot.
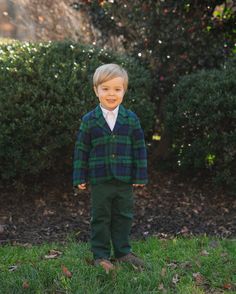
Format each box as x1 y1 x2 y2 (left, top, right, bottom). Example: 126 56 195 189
94 77 125 111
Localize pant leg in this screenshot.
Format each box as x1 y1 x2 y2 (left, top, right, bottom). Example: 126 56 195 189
111 180 134 258
90 182 113 260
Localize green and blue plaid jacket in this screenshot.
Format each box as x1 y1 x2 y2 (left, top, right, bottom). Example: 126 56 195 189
73 104 148 186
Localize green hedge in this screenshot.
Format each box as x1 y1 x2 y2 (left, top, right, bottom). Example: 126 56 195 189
165 59 236 191
0 41 155 181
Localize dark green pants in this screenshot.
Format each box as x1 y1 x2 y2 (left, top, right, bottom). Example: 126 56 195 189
90 179 134 260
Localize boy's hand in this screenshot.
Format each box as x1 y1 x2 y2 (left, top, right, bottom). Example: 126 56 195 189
78 183 86 190
132 184 145 187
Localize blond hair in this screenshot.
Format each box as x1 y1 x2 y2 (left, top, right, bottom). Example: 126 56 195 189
93 63 128 91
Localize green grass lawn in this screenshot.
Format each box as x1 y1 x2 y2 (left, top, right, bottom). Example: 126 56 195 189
0 236 235 294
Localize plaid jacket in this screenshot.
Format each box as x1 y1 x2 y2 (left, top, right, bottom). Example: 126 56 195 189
73 104 148 186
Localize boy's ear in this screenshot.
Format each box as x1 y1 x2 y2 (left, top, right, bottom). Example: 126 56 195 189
93 86 98 97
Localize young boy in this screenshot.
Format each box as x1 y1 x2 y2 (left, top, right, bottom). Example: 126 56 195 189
73 63 148 270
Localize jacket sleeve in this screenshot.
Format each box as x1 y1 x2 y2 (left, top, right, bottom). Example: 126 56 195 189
132 116 148 184
73 118 91 187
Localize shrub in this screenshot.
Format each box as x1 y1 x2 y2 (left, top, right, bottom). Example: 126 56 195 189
0 41 155 181
73 1 236 123
165 58 236 191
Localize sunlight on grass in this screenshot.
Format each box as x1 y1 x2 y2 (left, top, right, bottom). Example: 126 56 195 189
0 38 16 44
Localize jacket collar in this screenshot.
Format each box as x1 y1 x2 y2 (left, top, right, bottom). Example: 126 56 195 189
93 104 128 133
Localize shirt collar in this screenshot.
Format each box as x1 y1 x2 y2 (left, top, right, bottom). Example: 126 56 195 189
100 104 119 117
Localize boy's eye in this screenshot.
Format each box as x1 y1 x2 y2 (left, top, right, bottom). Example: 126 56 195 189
115 89 121 91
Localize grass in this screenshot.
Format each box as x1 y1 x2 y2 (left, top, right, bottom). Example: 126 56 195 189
0 236 235 294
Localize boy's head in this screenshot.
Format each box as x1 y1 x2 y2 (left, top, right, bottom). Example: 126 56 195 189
93 64 128 111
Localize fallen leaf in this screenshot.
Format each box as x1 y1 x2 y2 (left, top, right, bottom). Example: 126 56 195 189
22 280 30 289
35 198 46 208
131 263 142 271
161 267 167 277
167 262 178 269
83 219 90 225
21 243 32 248
100 260 115 274
158 283 167 294
61 265 73 278
195 260 201 268
38 16 44 23
200 249 209 256
44 249 62 259
193 272 205 285
180 261 192 269
180 226 189 234
9 265 18 272
223 283 232 290
172 274 180 285
43 209 55 216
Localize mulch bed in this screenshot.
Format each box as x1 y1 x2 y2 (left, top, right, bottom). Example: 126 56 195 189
0 167 235 245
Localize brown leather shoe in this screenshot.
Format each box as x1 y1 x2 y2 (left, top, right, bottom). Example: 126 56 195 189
116 253 147 269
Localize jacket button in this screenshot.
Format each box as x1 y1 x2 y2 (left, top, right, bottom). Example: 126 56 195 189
112 154 115 158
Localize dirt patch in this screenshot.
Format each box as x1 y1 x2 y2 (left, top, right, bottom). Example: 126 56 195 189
0 168 235 245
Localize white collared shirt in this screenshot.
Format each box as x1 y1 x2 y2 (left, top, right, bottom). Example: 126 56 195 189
100 104 119 131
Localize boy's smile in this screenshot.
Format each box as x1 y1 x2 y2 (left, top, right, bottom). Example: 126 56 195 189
94 77 125 111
